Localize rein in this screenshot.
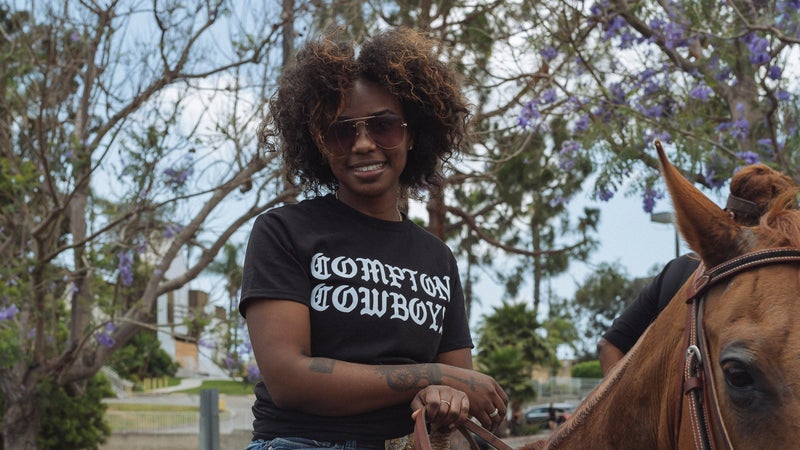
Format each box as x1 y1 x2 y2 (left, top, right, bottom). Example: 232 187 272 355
677 248 800 450
412 409 513 450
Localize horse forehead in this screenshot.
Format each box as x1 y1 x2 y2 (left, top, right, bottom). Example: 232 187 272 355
706 265 800 334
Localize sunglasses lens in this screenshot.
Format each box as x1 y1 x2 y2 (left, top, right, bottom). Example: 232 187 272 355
323 115 406 153
368 116 405 148
325 122 355 152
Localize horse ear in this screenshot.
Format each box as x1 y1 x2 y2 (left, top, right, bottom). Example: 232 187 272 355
656 141 742 267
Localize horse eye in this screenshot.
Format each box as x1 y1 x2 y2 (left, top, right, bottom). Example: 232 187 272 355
722 361 755 389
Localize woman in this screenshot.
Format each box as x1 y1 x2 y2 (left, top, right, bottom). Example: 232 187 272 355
240 27 508 450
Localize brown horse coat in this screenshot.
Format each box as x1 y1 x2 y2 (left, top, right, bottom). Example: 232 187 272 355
524 144 800 449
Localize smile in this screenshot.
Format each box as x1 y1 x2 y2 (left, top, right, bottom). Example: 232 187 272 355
354 163 385 172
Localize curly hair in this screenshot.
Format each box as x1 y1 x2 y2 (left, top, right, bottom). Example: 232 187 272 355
262 27 470 194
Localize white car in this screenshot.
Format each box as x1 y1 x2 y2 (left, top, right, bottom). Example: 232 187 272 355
523 402 577 427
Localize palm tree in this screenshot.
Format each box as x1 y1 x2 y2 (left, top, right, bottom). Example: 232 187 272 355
476 302 554 434
207 242 244 362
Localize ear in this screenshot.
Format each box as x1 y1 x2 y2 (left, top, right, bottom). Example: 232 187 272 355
656 141 743 267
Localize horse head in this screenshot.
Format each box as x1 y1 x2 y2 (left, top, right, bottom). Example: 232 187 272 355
525 145 800 450
657 141 800 449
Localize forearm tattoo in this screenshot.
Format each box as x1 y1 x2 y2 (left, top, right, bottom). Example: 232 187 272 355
377 365 443 392
309 357 335 374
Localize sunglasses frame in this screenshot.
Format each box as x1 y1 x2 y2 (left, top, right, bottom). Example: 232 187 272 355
323 114 408 153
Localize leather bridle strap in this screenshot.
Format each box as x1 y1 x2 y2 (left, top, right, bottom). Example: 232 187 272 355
412 408 514 450
679 248 800 450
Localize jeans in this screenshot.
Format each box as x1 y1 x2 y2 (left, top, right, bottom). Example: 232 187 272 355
246 436 397 450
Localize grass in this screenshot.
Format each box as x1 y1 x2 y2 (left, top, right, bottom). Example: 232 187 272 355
106 403 199 412
177 379 255 396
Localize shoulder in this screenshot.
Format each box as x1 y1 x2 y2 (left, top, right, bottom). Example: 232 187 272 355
255 195 334 226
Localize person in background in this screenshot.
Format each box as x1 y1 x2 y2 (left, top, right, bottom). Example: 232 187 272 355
239 27 508 450
598 163 797 375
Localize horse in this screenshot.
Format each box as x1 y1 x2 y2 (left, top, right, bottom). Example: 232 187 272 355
524 142 800 449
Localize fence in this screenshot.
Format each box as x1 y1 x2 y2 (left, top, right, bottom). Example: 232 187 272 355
534 377 602 403
104 410 253 434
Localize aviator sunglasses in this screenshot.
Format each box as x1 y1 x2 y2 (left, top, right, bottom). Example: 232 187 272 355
323 114 408 153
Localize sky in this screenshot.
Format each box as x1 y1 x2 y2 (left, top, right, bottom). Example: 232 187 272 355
463 177 727 329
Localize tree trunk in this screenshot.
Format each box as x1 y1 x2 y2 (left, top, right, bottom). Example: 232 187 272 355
2 388 41 450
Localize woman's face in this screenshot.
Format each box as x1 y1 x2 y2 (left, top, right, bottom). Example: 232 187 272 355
323 78 413 209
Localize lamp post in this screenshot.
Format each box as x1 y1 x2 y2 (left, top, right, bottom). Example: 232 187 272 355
651 211 679 258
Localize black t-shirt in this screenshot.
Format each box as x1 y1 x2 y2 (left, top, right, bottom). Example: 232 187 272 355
602 253 700 353
239 194 473 441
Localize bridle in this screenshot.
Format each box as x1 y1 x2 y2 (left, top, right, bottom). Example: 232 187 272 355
676 248 800 450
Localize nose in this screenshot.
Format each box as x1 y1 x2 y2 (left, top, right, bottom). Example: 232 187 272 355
351 121 376 153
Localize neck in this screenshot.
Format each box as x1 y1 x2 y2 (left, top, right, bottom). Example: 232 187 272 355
540 297 687 449
335 191 403 222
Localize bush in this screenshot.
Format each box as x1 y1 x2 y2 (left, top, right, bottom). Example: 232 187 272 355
108 330 178 380
571 359 602 378
37 373 114 450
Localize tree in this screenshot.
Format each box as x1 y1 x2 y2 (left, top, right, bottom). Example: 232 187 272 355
0 2 296 447
514 0 800 210
206 242 247 376
571 262 653 358
475 302 553 433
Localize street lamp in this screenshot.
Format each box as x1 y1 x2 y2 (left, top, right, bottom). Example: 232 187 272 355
650 211 679 258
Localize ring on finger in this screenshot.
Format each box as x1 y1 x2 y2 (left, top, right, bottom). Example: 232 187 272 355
489 408 499 418
441 400 451 407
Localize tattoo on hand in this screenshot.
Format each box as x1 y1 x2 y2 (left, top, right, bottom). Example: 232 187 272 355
309 358 335 374
378 365 443 392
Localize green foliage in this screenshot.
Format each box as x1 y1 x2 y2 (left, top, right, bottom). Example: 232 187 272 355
476 302 554 427
37 374 113 450
107 331 178 381
571 262 654 358
571 360 603 379
0 326 21 370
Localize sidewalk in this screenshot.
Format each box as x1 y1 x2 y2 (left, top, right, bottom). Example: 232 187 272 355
143 377 203 394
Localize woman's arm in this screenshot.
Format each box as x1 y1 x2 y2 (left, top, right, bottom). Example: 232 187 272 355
247 299 506 427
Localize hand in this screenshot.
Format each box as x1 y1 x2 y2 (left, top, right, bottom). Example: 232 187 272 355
411 385 470 431
449 368 508 432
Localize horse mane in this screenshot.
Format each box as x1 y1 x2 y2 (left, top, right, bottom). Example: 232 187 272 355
758 188 800 248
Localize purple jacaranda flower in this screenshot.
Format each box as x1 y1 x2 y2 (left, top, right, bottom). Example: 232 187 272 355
776 89 791 101
690 84 713 102
757 138 774 148
597 187 615 201
540 88 557 104
70 283 79 294
745 34 770 65
736 151 759 165
642 187 665 213
574 114 590 132
246 362 261 382
118 250 134 286
603 16 627 41
69 31 80 42
164 223 183 239
768 65 782 80
517 101 541 129
703 167 726 190
549 196 568 207
540 47 558 61
731 118 749 140
0 304 19 320
95 331 115 348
